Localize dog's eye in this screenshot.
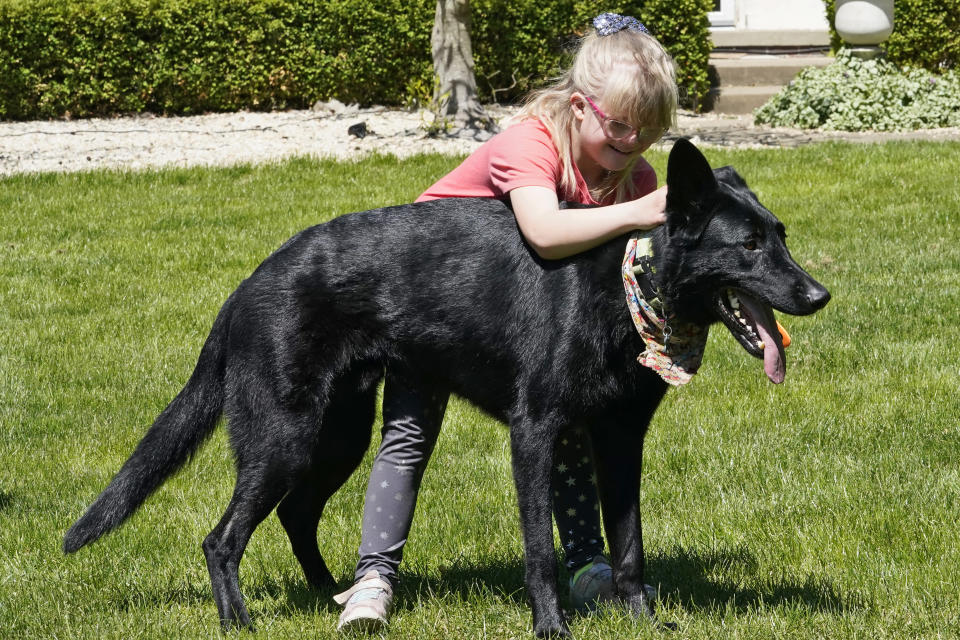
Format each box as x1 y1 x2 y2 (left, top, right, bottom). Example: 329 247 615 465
743 239 758 251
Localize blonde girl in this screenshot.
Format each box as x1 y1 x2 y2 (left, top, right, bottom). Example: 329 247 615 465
335 14 677 631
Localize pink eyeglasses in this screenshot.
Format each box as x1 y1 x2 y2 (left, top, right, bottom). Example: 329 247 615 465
583 95 666 144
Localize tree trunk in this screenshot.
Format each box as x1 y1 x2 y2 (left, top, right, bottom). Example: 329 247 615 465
431 0 498 135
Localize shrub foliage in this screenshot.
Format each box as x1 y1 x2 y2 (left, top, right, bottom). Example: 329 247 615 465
0 0 436 119
0 0 712 120
470 0 713 111
754 49 960 131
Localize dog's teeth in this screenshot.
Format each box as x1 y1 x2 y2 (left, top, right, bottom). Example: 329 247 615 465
727 292 740 309
758 341 765 349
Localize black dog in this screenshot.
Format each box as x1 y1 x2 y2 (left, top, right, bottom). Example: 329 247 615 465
64 140 829 637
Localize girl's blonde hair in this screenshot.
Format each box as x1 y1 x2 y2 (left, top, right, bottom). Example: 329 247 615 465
515 28 677 204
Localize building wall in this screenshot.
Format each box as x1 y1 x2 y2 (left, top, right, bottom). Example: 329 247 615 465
710 0 830 47
739 0 829 30
711 0 829 31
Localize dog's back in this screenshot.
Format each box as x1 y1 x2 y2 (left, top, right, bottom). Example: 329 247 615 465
227 197 642 423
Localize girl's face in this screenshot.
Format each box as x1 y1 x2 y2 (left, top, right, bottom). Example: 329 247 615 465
570 92 654 184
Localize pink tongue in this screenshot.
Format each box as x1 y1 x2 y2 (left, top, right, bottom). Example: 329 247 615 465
755 318 786 384
739 295 786 384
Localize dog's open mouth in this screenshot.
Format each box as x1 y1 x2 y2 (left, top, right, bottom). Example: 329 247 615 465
716 289 786 384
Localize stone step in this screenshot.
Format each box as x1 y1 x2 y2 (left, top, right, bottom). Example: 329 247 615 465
710 30 831 49
707 85 785 115
706 54 833 114
710 54 833 87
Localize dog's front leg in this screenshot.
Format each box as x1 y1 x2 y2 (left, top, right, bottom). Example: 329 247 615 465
590 422 655 622
510 419 570 638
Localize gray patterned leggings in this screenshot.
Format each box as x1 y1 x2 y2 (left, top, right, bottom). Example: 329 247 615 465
354 371 605 586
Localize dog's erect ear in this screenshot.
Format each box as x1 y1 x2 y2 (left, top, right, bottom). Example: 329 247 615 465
665 138 718 241
667 138 717 198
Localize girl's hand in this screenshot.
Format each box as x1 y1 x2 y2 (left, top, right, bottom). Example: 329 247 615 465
634 185 668 229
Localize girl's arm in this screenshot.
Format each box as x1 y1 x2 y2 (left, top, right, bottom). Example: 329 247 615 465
509 185 667 260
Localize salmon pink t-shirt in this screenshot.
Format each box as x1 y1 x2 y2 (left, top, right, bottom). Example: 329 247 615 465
416 118 657 206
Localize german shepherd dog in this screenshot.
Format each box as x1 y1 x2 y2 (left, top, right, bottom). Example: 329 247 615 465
64 140 829 637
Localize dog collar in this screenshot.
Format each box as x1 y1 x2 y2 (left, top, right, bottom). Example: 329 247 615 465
621 231 709 386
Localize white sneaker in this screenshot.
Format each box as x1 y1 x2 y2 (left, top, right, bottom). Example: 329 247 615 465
334 570 393 632
569 555 658 613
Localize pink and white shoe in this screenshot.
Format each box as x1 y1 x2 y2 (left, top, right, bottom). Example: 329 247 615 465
334 570 393 632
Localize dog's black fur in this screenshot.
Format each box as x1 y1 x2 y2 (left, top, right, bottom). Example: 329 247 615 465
64 140 829 637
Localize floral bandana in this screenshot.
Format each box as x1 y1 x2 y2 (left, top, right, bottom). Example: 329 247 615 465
621 232 709 386
593 13 650 36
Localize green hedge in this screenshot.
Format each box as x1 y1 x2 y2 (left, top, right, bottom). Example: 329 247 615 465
824 0 960 72
0 0 435 119
471 0 713 111
640 0 714 111
0 0 712 120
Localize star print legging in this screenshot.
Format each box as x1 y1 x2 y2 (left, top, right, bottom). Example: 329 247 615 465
354 371 605 586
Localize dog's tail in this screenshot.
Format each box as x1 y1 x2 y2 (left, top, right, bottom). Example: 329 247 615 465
63 298 233 554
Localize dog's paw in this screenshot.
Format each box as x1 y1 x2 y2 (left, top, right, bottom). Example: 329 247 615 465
533 621 572 639
304 565 337 591
219 617 255 633
622 591 655 620
623 592 677 632
533 609 572 638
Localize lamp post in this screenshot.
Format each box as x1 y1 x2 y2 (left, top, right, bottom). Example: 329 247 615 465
834 0 894 59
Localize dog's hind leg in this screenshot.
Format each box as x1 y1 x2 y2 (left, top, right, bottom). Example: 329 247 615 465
509 416 571 639
203 464 290 628
277 373 379 590
203 402 324 629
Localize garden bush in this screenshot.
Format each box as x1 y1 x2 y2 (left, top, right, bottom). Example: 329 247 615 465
0 0 712 120
0 0 435 119
637 0 714 112
754 49 960 131
471 0 713 111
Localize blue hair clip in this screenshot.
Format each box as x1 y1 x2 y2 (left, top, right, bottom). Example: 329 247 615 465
592 12 649 36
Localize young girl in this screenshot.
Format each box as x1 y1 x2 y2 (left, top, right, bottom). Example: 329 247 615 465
334 13 677 631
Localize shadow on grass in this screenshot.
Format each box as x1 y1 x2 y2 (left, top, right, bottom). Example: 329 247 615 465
256 555 530 617
108 571 344 618
395 556 530 610
647 544 861 614
257 544 856 619
106 544 856 623
0 489 13 512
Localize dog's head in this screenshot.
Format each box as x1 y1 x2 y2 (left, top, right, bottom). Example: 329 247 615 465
659 139 830 384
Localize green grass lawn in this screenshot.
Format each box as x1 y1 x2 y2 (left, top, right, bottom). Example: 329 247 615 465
1 143 958 639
